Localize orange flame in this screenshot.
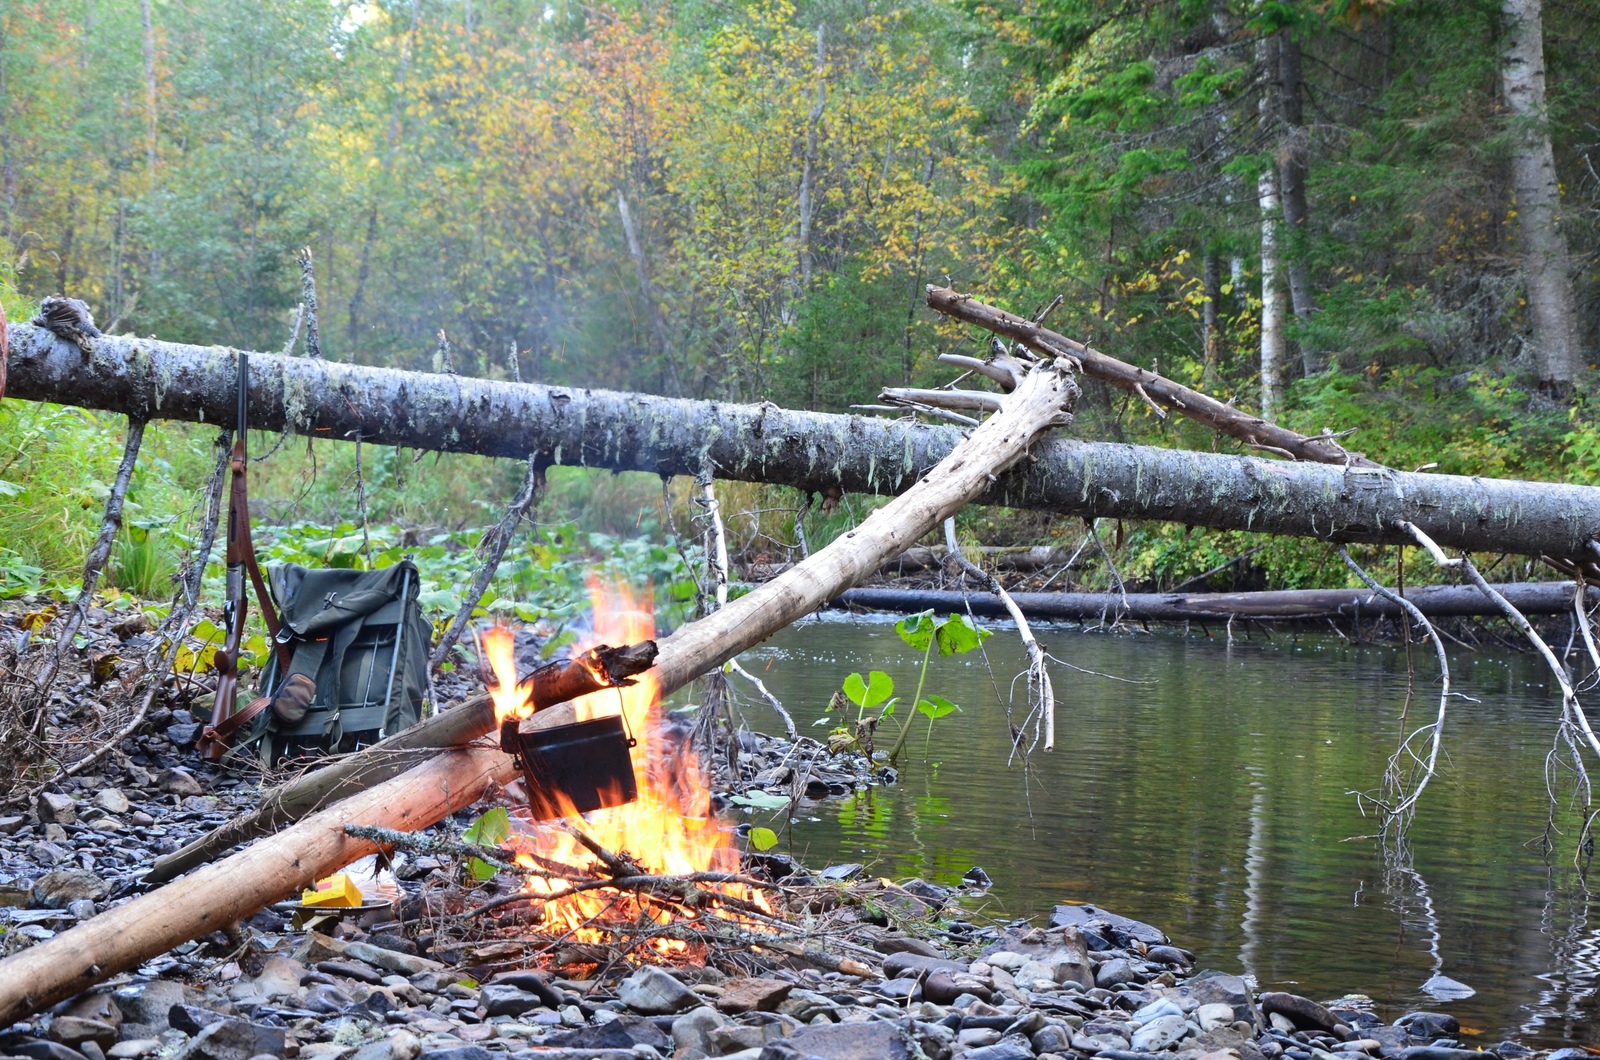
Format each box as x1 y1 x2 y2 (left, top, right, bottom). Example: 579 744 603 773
482 625 530 725
493 578 771 961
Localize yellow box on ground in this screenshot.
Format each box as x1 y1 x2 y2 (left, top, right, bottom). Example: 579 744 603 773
301 873 364 907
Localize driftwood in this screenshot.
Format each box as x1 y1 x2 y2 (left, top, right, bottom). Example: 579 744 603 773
8 323 1600 559
832 582 1597 622
142 642 658 885
0 355 1082 1025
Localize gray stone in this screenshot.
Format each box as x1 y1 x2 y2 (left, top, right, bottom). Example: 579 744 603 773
961 1045 1034 1060
1170 973 1259 1028
415 1050 490 1060
1395 1051 1489 1060
671 1005 728 1059
480 984 542 1018
1196 1004 1235 1031
1031 1025 1073 1053
106 1042 161 1059
488 971 563 1009
617 965 699 1014
1094 958 1135 988
782 1021 910 1060
0 814 25 834
1394 1013 1459 1038
817 864 864 882
249 955 306 1001
31 870 109 908
1259 993 1339 1033
884 952 967 978
111 982 186 1026
958 1027 1002 1048
171 1019 284 1060
1050 903 1168 947
1130 1012 1187 1051
711 1025 775 1053
48 1019 116 1049
60 994 120 1031
716 978 794 1014
166 1005 228 1036
92 789 130 814
37 793 77 825
6 1039 92 1060
156 769 203 796
164 724 201 748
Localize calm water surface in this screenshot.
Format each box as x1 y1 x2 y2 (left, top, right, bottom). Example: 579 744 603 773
711 613 1600 1047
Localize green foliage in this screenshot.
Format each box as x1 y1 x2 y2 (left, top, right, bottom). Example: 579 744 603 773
462 807 513 881
747 826 780 852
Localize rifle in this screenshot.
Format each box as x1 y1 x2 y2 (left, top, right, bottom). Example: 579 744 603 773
197 354 288 759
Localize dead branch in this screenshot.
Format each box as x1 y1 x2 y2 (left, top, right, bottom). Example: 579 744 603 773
934 517 1057 753
1338 548 1450 828
925 286 1382 468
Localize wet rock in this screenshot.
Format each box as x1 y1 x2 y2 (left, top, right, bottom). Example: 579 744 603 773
1093 958 1135 988
0 814 25 834
47 1019 116 1050
883 952 967 978
1146 945 1192 967
818 863 863 882
170 1019 283 1060
31 870 108 908
414 1049 491 1060
156 769 203 796
488 971 563 1010
37 793 77 825
106 1041 161 1059
781 1020 910 1060
617 966 699 1014
1393 1013 1459 1038
1396 1050 1489 1060
671 1005 728 1059
1197 1003 1236 1031
715 978 794 1014
1050 903 1168 948
92 790 130 815
874 935 944 958
1545 1050 1590 1060
1260 993 1340 1034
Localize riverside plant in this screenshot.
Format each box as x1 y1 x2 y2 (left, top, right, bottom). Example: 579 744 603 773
822 610 991 765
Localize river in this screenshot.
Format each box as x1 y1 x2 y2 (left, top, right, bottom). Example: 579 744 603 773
713 612 1600 1047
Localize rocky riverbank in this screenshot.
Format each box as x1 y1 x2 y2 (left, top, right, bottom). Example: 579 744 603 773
0 722 1571 1060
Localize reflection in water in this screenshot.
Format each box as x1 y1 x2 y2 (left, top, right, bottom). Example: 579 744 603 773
714 615 1600 1045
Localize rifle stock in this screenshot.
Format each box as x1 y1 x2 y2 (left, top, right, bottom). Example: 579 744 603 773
198 355 287 759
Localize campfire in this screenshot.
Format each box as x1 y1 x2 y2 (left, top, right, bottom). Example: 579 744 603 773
479 580 774 961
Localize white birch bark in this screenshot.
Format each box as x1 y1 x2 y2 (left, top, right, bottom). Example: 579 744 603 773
1500 0 1580 393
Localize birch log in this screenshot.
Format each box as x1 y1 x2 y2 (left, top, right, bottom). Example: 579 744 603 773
7 324 1600 559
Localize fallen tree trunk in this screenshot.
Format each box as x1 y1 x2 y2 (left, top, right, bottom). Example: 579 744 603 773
8 324 1600 559
142 643 657 885
0 357 1081 1025
746 544 1085 580
833 582 1594 623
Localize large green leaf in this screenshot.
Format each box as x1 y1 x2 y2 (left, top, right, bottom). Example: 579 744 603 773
917 694 959 720
935 613 991 656
842 670 894 709
748 827 779 852
895 611 936 650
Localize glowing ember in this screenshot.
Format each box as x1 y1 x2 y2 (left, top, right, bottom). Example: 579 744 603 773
494 578 771 960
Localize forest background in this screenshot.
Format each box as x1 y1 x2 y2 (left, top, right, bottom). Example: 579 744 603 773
2 0 1600 608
